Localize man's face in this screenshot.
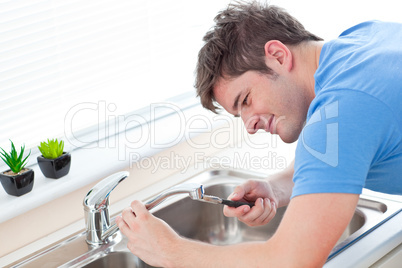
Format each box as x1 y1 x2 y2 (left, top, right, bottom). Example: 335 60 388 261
213 71 311 143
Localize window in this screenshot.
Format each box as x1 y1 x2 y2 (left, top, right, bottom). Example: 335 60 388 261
0 0 230 166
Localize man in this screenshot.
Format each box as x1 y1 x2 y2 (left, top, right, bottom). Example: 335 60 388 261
116 1 402 267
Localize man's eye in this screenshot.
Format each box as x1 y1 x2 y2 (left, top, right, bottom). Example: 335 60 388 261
242 94 249 105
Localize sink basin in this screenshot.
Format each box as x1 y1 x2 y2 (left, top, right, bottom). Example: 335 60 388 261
153 183 366 247
81 252 140 268
8 169 402 268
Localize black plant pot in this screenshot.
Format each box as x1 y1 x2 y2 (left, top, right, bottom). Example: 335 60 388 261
0 168 34 196
37 152 71 179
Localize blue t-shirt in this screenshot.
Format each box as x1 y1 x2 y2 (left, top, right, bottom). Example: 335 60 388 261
292 21 402 198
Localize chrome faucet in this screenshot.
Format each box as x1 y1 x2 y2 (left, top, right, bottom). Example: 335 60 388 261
84 172 205 245
83 171 129 245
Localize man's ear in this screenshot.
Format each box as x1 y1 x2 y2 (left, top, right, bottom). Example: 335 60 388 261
264 40 293 72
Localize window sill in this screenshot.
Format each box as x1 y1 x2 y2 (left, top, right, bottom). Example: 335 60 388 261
0 103 227 224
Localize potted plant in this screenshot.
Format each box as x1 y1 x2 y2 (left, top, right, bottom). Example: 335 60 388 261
0 140 34 196
37 139 71 179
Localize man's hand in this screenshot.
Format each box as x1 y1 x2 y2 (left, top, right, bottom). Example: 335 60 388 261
115 200 180 268
224 159 295 227
223 179 278 226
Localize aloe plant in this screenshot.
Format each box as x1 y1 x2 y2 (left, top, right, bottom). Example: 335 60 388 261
38 139 64 159
0 140 31 174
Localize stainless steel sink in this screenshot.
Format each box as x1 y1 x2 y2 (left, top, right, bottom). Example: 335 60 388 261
81 252 139 268
8 169 402 268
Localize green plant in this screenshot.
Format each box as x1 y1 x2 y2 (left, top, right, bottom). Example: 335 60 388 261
0 140 31 174
38 139 64 159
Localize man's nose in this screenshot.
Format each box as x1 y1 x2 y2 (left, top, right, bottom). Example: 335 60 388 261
241 112 258 134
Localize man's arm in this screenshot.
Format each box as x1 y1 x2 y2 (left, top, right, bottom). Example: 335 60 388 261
118 192 359 267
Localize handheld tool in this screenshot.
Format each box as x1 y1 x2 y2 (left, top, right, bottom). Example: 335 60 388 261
200 194 255 208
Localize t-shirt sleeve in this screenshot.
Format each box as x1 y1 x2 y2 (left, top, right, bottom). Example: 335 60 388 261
291 90 395 198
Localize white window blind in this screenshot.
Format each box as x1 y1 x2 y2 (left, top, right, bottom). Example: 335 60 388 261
0 0 230 159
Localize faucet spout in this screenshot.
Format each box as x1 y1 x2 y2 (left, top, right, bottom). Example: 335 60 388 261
83 171 129 245
145 183 204 210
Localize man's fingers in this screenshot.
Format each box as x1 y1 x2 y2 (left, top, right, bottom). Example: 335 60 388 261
121 207 136 226
228 185 245 201
223 203 251 217
230 198 277 227
228 180 260 202
252 198 273 225
131 200 147 212
237 198 264 225
116 215 131 235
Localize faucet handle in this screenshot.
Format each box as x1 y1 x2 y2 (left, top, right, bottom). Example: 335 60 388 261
83 171 129 211
84 171 129 245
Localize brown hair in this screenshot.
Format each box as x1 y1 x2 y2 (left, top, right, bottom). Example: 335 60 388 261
195 1 323 113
